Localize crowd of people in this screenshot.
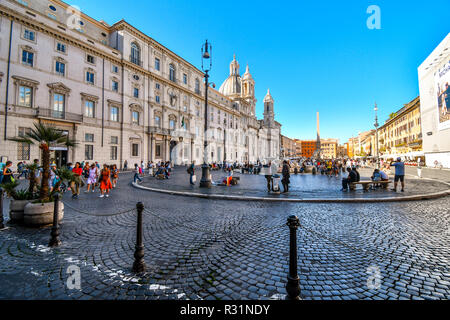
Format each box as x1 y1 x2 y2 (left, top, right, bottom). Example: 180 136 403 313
0 155 410 198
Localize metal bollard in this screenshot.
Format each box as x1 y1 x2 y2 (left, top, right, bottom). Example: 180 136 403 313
286 215 301 300
132 202 146 273
0 188 4 229
49 193 61 247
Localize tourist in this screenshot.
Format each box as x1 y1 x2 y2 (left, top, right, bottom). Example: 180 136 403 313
341 167 357 191
390 157 405 192
1 161 14 184
99 164 112 198
111 164 119 188
49 163 57 193
417 158 422 178
0 160 5 183
17 162 24 179
263 161 273 192
281 160 290 193
71 162 84 199
85 163 98 193
124 160 128 171
187 161 195 185
134 163 143 183
83 162 90 184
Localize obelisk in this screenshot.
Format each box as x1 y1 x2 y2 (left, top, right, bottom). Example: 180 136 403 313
316 112 321 158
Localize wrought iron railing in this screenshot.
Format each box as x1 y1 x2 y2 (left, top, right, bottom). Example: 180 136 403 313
36 107 83 123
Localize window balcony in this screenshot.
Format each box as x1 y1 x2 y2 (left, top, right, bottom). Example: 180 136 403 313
129 55 142 67
147 126 171 136
36 107 82 123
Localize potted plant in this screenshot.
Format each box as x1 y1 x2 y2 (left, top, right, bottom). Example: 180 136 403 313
10 123 77 226
0 181 35 222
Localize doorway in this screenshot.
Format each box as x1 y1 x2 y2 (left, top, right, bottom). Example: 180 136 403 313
55 150 68 167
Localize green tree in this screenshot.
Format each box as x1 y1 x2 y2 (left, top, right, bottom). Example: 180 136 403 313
10 123 77 202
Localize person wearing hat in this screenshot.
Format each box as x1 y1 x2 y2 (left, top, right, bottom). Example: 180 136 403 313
390 157 405 192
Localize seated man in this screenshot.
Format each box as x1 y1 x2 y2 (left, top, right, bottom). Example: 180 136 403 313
341 167 357 191
371 169 382 187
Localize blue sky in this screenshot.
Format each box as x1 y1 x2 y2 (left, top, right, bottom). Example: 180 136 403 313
74 0 450 143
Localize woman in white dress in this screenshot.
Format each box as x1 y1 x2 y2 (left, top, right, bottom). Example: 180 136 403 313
85 164 98 192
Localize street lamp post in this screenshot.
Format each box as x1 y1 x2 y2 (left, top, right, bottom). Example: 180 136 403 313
200 40 212 188
374 103 380 169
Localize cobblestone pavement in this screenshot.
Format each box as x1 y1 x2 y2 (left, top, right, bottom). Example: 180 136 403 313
0 172 449 300
139 167 450 199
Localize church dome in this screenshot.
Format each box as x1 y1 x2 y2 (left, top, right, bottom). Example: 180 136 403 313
219 54 242 96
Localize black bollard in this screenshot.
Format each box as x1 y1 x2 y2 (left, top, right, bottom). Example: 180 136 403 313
0 188 4 229
49 193 61 247
132 202 146 273
286 215 301 300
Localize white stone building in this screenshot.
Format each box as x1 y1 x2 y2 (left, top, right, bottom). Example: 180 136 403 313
418 33 450 168
0 0 281 169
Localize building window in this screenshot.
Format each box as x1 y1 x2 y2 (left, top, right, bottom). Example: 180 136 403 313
155 144 161 157
195 79 200 94
22 50 34 67
17 127 31 160
133 87 139 98
155 95 160 103
56 42 66 53
169 64 176 82
18 86 32 107
17 0 28 6
169 119 175 129
112 80 119 92
85 145 94 160
155 83 160 90
132 143 139 157
87 54 95 64
110 146 118 160
112 65 118 73
132 111 140 124
85 133 94 142
53 93 65 118
86 71 94 84
84 100 95 118
111 136 118 144
155 115 161 127
155 58 160 71
110 106 118 122
130 42 141 65
55 61 65 76
24 29 35 41
183 73 187 84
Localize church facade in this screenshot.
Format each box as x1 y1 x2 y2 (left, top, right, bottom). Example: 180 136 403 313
0 0 281 168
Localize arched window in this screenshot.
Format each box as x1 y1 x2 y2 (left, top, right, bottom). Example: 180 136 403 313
195 78 200 94
130 42 140 66
169 64 176 82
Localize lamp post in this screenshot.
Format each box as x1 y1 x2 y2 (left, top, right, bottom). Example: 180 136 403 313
374 102 380 168
200 40 212 188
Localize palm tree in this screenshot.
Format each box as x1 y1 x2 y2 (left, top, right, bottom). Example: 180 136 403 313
10 122 77 202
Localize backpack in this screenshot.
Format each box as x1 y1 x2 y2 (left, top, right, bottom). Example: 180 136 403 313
139 167 143 175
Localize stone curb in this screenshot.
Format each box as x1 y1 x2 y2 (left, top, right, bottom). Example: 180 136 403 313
131 181 450 203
